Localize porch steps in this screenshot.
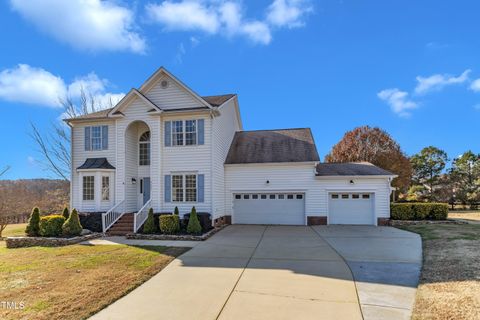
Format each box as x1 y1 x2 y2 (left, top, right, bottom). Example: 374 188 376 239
106 213 134 236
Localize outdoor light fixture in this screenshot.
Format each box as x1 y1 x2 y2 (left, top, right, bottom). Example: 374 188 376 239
266 180 270 184
132 178 137 185
349 180 355 185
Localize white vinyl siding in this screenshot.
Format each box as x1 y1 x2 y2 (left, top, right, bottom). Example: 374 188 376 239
210 99 240 220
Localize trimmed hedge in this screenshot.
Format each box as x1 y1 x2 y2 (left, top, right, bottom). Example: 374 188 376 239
62 207 70 220
62 208 83 236
39 215 65 237
159 215 180 234
391 203 448 220
25 207 40 236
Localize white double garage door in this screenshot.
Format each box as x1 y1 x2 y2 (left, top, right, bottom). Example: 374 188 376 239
232 192 375 225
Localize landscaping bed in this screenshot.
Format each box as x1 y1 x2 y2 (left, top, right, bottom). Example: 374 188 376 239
127 225 226 241
5 233 102 248
0 244 188 320
396 223 480 320
390 219 467 226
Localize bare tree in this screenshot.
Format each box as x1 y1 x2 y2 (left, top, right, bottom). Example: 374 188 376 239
0 166 10 178
30 90 115 181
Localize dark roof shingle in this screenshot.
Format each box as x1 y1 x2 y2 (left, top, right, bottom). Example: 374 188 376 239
202 94 235 106
315 162 395 176
225 129 320 164
77 158 115 170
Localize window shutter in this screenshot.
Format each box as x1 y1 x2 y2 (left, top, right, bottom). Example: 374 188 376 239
198 174 204 202
164 175 171 202
84 127 91 151
198 119 204 145
165 121 171 146
102 125 108 150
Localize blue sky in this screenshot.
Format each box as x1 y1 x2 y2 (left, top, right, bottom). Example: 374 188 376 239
1 0 479 179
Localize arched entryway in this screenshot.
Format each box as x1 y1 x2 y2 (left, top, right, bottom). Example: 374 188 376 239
125 120 151 212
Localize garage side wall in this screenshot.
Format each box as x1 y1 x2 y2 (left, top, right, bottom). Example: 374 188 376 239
225 164 392 225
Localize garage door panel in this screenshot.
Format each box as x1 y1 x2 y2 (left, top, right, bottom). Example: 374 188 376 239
233 193 305 225
329 193 374 225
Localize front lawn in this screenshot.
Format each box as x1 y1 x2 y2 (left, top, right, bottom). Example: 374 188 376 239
448 210 480 223
397 223 480 320
0 244 188 320
1 223 27 238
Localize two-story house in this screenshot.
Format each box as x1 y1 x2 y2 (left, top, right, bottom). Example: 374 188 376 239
66 67 396 234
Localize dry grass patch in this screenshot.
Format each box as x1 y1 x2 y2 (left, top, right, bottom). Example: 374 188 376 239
0 244 188 320
1 223 27 238
449 210 480 223
398 224 480 320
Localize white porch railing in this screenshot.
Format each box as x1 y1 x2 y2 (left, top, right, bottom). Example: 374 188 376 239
134 199 151 233
102 200 126 233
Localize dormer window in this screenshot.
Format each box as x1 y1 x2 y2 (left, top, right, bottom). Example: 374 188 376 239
139 131 150 166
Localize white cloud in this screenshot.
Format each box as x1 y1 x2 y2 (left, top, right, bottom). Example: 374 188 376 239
146 0 309 45
266 0 312 28
10 0 145 53
0 64 124 109
470 78 480 92
415 69 471 95
190 36 200 47
0 64 66 107
474 104 480 111
378 88 418 117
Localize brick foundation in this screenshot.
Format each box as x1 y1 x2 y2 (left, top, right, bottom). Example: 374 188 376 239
377 218 391 226
214 215 232 227
307 216 327 225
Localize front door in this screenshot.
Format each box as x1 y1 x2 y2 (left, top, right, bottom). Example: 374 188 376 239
143 177 151 205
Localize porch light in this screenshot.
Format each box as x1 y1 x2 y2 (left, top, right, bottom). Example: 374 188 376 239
349 180 355 185
132 178 137 185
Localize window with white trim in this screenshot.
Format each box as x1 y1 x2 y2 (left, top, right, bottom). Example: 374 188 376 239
139 131 151 165
83 176 94 201
172 174 197 202
91 126 102 150
171 120 197 146
102 176 110 201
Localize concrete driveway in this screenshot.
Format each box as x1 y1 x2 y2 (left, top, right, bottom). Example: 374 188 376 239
90 225 421 320
313 226 422 320
90 225 362 320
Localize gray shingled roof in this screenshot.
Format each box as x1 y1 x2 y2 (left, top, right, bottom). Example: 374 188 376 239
77 158 115 170
316 162 395 176
225 129 320 164
65 94 235 121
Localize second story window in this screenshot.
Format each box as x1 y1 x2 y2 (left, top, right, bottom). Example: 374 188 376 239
165 119 204 147
85 125 108 151
139 131 151 166
172 121 184 146
185 120 197 145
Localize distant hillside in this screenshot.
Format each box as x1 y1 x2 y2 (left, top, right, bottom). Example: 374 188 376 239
0 179 69 216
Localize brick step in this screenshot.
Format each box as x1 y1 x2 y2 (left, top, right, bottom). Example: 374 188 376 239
114 221 134 226
107 231 130 236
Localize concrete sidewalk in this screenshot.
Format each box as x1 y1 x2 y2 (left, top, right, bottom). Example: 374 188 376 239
89 225 362 320
314 225 422 320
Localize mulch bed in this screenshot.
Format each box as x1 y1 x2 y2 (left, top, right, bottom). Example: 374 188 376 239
125 225 226 241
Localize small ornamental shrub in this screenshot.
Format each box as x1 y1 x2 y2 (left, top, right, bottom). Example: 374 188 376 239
143 208 157 234
62 207 70 220
159 215 180 234
25 207 40 236
39 215 65 237
62 208 83 236
174 206 179 216
390 203 449 221
187 207 202 235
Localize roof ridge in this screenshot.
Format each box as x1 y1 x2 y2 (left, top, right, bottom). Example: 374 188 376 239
239 128 312 133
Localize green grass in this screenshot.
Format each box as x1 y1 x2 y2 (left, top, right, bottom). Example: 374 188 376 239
397 223 480 241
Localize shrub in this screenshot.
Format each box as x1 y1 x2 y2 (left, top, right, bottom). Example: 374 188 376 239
174 206 179 216
62 207 70 220
39 215 65 237
25 207 40 236
391 203 449 221
159 215 180 234
187 207 202 234
62 208 83 236
143 208 157 234
390 203 414 220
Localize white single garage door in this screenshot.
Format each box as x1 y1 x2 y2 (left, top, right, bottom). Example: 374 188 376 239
329 193 374 225
233 193 305 225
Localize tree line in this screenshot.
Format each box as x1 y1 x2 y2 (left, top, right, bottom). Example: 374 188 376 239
325 126 480 209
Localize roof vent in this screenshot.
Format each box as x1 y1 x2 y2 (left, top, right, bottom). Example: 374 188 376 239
160 80 169 89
